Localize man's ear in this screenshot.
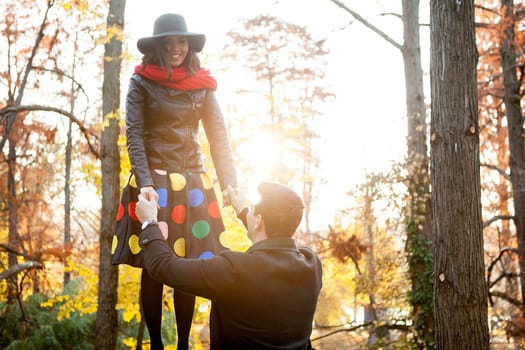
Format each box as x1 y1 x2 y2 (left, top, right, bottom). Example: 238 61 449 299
254 214 264 231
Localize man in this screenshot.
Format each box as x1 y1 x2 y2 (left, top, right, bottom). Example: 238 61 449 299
136 182 322 349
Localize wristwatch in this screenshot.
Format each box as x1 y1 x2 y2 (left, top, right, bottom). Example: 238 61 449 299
141 219 158 230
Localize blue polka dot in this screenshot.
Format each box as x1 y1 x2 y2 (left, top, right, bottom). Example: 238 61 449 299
189 188 204 207
157 188 168 208
198 251 214 259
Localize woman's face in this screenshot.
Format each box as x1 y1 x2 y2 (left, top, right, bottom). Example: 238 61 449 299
164 36 189 68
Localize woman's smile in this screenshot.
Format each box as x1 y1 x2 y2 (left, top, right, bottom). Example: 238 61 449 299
164 36 188 67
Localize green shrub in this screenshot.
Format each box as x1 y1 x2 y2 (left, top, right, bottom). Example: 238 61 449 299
0 294 96 349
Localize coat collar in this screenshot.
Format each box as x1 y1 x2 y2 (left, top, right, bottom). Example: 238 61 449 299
247 236 298 253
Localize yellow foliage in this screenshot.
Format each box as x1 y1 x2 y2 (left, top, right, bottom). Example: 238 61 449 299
119 139 131 180
103 108 122 128
61 0 89 13
120 50 138 63
116 265 142 323
0 229 7 302
315 256 361 325
40 258 98 320
105 25 124 44
122 337 137 348
0 276 6 303
81 161 101 194
118 132 127 147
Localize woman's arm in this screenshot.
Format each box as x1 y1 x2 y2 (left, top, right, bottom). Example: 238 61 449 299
200 90 238 191
126 75 155 190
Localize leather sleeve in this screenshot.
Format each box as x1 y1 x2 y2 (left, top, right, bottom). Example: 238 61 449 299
201 90 238 190
125 75 154 188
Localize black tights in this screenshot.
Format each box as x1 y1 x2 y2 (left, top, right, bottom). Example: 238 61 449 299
141 269 195 350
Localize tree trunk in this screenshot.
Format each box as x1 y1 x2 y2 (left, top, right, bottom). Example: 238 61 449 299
363 183 379 345
64 23 80 287
64 116 73 287
401 0 434 347
95 0 125 348
325 2 434 344
430 1 489 349
7 112 18 304
501 0 525 312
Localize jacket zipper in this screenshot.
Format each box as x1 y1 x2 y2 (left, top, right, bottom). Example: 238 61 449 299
183 99 198 170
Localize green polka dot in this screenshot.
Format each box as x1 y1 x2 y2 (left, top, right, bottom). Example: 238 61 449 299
192 220 210 239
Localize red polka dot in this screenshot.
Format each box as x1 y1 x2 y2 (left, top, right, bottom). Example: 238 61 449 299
171 205 186 224
128 202 138 221
116 203 124 221
208 201 221 219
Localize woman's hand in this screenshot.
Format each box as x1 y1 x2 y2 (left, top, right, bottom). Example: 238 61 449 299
140 186 159 204
222 186 232 207
224 185 246 214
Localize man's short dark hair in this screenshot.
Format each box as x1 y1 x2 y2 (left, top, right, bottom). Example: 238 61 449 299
254 183 304 237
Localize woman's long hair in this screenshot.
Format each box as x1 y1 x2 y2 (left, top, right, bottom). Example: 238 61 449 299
141 37 201 77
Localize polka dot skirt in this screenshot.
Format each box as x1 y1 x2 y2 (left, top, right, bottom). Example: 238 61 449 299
111 169 228 268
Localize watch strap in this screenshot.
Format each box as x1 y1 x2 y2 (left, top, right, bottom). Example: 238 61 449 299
141 219 158 230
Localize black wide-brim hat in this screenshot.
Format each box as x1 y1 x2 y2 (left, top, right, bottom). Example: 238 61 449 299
137 13 206 53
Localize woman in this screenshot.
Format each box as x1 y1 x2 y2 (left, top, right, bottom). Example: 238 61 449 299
112 13 237 350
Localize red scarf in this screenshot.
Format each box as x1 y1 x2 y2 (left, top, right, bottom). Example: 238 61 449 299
134 64 217 91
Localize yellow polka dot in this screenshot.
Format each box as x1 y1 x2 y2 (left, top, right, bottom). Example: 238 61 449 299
129 235 141 255
169 173 186 191
111 235 118 254
218 231 231 249
129 173 137 188
174 238 186 257
200 173 213 190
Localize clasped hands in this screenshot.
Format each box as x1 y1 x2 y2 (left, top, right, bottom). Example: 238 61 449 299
135 185 247 225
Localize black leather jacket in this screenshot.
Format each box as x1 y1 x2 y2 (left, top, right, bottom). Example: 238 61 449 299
126 74 237 190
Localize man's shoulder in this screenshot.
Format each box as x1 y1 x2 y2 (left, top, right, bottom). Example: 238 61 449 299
216 249 249 259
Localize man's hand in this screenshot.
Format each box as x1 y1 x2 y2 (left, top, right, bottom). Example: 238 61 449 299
136 194 159 223
226 185 247 214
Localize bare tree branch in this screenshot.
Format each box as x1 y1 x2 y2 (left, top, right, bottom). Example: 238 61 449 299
489 290 522 307
0 243 31 260
325 0 402 51
489 272 520 289
0 261 43 281
311 322 373 342
311 321 410 342
483 214 515 228
475 4 500 16
487 247 519 306
480 163 511 180
378 12 402 20
0 105 100 158
487 247 518 279
31 65 90 105
1 0 55 153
